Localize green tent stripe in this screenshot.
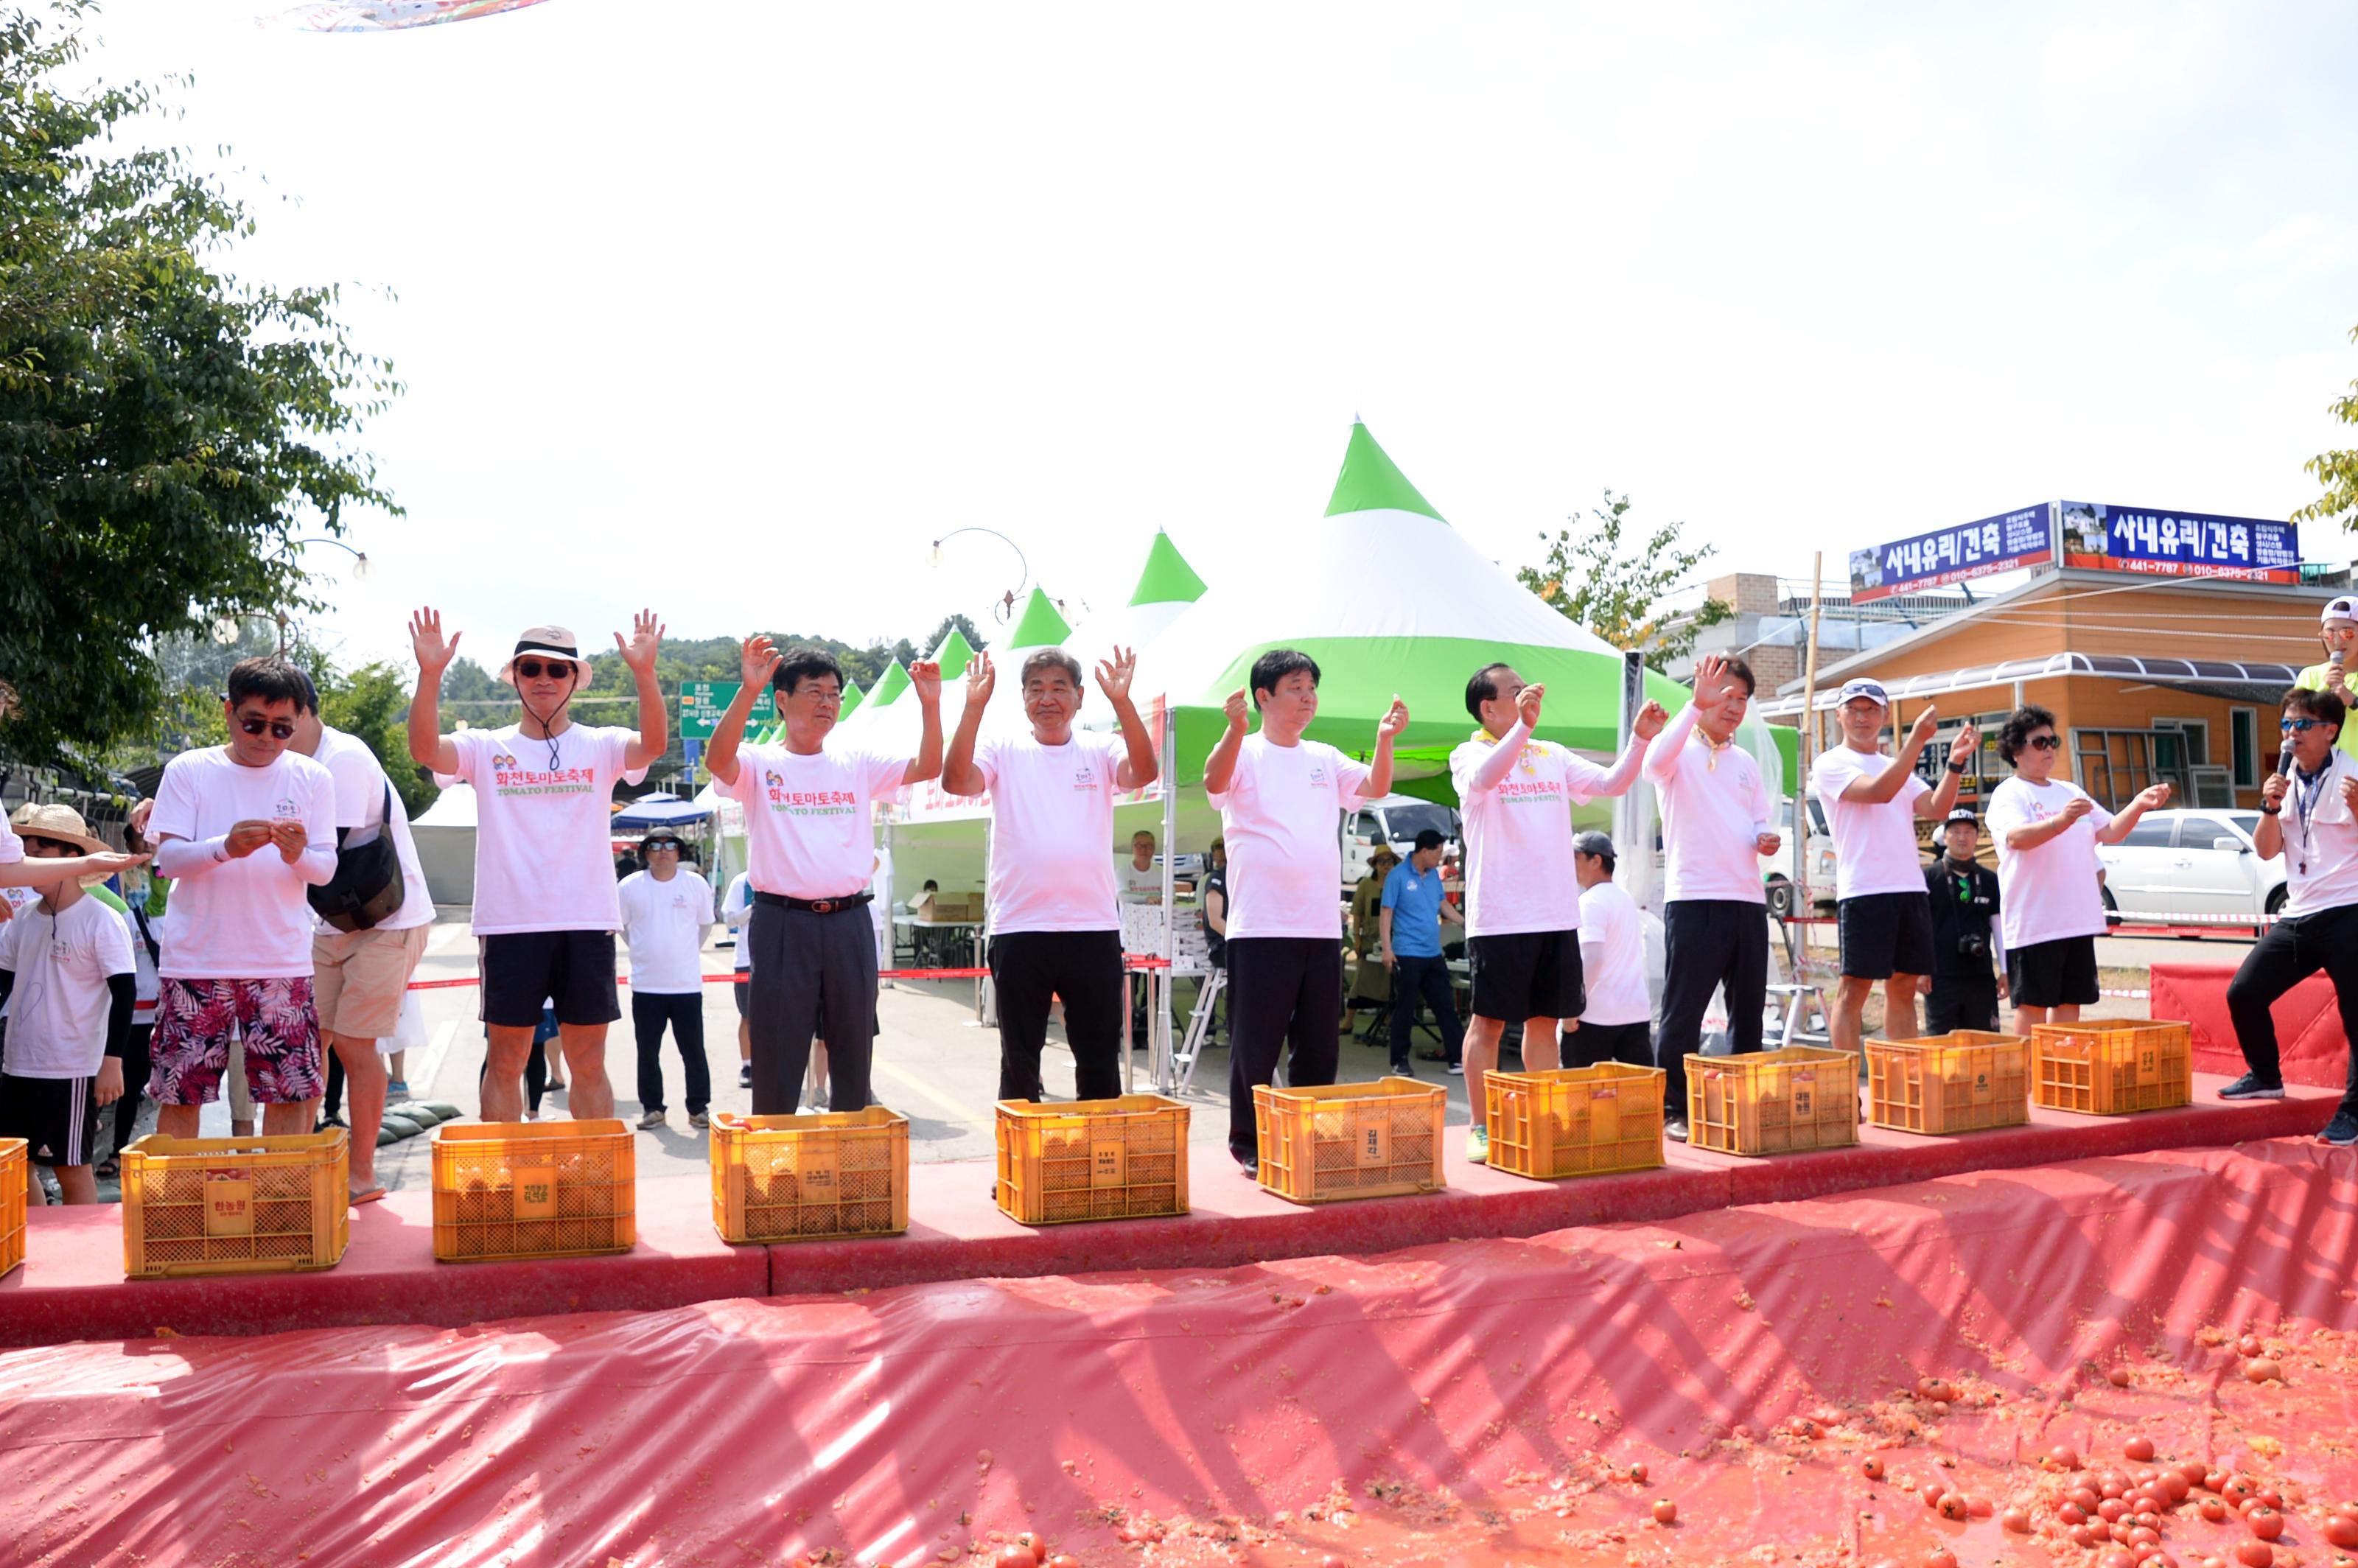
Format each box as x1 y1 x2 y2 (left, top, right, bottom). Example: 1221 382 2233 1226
1127 530 1208 606
1005 587 1074 649
836 677 865 720
931 629 976 680
868 659 911 707
1323 421 1445 522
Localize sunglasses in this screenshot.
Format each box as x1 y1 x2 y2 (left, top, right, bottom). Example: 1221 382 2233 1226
236 715 297 740
2025 734 2063 752
644 840 682 853
2282 718 2327 733
21 836 79 855
513 659 575 681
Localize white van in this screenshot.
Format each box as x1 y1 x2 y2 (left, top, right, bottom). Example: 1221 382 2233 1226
1342 795 1463 890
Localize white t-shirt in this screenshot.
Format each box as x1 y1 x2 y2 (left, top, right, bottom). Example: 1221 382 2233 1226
0 816 20 864
1118 858 1163 904
975 732 1128 934
449 724 647 937
721 872 754 973
1208 734 1371 940
617 869 715 993
1813 743 1932 900
1642 710 1771 906
2275 751 2358 917
312 726 435 933
0 895 135 1077
1450 723 1645 937
1576 879 1650 1027
150 746 338 978
116 898 161 1019
1986 774 2114 948
721 741 905 899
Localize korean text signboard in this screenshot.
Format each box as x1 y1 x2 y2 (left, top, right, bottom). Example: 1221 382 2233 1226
1848 504 2053 604
2055 501 2299 583
678 680 743 741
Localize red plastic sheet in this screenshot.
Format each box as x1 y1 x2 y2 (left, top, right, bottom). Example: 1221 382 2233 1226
7 1140 2357 1567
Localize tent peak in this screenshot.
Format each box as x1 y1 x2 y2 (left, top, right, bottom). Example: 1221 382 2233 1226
1128 530 1209 607
1326 421 1445 523
1005 587 1074 649
929 627 976 679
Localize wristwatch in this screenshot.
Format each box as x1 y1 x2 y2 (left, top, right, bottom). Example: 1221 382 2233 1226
2260 803 2282 816
1945 760 1967 775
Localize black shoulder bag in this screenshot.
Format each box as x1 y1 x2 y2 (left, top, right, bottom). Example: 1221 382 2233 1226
307 782 407 932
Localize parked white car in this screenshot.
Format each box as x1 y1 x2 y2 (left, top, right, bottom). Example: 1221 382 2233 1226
2093 808 2288 925
1342 794 1463 890
1760 795 1837 919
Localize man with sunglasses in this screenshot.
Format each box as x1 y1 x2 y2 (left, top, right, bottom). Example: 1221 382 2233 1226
407 610 668 1122
617 829 716 1129
144 657 338 1136
1986 704 2169 1029
0 805 136 1204
2220 687 2358 1145
706 635 942 1117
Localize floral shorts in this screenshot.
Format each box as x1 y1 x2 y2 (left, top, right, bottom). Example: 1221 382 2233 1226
148 977 324 1107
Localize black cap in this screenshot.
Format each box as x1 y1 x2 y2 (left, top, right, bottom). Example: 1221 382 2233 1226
1573 830 1616 864
1413 827 1446 852
1944 806 1978 827
640 829 684 849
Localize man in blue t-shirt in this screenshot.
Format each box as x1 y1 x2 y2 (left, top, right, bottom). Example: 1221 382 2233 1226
1379 828 1466 1077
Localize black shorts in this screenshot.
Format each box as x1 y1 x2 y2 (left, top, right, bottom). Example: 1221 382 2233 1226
732 972 749 1017
1468 930 1585 1023
0 1072 102 1168
1569 1018 1651 1070
478 931 621 1029
2007 934 2099 1009
1837 891 1937 980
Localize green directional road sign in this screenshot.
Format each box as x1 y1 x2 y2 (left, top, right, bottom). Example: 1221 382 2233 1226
678 679 743 741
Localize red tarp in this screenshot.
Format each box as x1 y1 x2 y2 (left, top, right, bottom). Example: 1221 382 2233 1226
7 1138 2357 1567
2152 959 2354 1091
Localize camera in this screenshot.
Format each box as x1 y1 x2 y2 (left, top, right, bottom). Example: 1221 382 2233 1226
1956 933 1990 959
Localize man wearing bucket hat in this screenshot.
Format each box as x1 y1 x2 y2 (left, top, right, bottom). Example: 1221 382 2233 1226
1921 806 2005 1034
1813 676 1979 1058
0 805 136 1204
2294 596 2358 760
407 608 668 1122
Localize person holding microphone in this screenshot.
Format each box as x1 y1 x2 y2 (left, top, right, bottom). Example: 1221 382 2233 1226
2293 596 2358 760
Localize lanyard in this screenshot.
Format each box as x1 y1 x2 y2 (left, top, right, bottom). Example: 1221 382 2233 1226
2291 762 2331 874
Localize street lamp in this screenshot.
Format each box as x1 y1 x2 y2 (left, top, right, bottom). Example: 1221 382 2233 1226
928 527 1029 620
291 535 373 579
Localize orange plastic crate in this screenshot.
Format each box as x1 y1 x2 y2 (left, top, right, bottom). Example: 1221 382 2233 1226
1687 1046 1859 1156
432 1119 635 1262
995 1094 1189 1225
710 1107 908 1244
1867 1032 2032 1135
2032 1021 2192 1116
0 1138 24 1280
1253 1077 1446 1204
119 1130 350 1278
1486 1063 1666 1180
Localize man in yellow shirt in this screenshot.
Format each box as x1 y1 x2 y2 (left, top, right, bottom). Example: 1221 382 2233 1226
2293 596 2358 760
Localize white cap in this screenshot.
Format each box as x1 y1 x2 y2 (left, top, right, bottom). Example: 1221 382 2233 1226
2323 596 2358 627
1836 676 1889 708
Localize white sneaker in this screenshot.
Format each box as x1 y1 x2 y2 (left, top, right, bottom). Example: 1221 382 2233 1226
1446 1062 1465 1076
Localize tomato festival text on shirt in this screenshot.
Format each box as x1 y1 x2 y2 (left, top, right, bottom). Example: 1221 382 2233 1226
766 788 858 816
1494 777 1565 804
491 767 600 797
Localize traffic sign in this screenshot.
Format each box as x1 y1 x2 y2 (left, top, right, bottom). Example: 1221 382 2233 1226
678 680 742 740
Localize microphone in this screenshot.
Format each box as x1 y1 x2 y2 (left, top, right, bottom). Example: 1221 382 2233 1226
2279 742 2296 781
2333 646 2346 673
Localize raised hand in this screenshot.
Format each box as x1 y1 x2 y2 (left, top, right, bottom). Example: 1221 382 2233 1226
86 849 151 878
909 659 943 704
615 609 664 673
409 607 461 675
2341 776 2358 814
2261 771 2289 811
130 797 155 836
1094 645 1136 705
1693 654 1732 704
1633 699 1669 740
1908 706 1940 749
2135 781 2172 813
1379 695 1410 741
1947 724 1980 770
740 634 782 690
2061 796 2096 824
1222 687 1250 734
1516 681 1544 729
966 650 997 708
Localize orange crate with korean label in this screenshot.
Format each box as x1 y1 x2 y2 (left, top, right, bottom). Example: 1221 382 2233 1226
710 1107 907 1244
432 1119 635 1262
1867 1032 2032 1135
1486 1063 1666 1180
120 1130 349 1278
1686 1046 1859 1156
995 1094 1188 1225
1253 1077 1446 1203
2032 1020 2192 1116
0 1138 24 1279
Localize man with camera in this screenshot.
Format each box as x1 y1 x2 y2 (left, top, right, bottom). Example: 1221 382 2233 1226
1920 807 2004 1034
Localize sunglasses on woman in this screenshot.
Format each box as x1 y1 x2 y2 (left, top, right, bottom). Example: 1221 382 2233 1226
2026 734 2063 751
237 715 297 740
2282 717 2327 732
513 659 575 681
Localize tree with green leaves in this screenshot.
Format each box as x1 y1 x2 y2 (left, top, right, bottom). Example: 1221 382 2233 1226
2295 322 2358 531
0 1 399 769
1517 490 1734 663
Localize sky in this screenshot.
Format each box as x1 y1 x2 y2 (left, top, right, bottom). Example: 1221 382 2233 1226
64 0 2358 673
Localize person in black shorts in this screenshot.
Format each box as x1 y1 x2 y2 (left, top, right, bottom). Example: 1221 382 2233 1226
1921 808 2004 1033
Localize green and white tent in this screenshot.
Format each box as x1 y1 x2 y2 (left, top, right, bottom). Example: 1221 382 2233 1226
1147 421 1691 794
1066 528 1208 679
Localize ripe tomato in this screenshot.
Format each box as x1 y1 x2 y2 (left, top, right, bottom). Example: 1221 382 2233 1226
1015 1535 1047 1566
1046 1558 1082 1568
2073 1488 2105 1513
1937 1493 1969 1522
2180 1461 2212 1486
993 1549 1035 1568
2326 1515 2358 1550
2203 1499 2231 1522
2127 1436 2158 1462
2245 1358 2284 1385
2247 1508 2285 1542
2233 1542 2274 1568
1861 1456 1886 1481
1922 1551 1959 1568
1652 1499 1678 1525
2110 1367 2133 1387
2049 1445 2084 1471
2001 1506 2032 1533
1627 1461 1649 1485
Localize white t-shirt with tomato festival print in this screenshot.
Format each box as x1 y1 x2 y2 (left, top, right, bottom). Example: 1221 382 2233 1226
722 741 908 900
449 724 648 936
1984 774 2115 950
1449 722 1642 938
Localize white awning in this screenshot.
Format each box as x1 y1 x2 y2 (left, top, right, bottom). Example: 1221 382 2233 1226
1754 651 2307 718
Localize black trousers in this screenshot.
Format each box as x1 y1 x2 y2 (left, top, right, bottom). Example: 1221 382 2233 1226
632 990 710 1114
1925 975 2000 1035
747 900 877 1116
1570 1017 1652 1069
111 1023 154 1155
1390 953 1463 1069
1657 899 1770 1116
1226 937 1343 1160
2228 903 2358 1114
991 929 1125 1102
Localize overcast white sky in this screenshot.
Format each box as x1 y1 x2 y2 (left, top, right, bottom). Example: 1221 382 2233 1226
70 1 2358 671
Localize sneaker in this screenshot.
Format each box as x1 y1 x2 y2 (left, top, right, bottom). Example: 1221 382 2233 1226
1446 1062 1465 1076
2217 1073 2285 1102
2320 1110 2358 1147
386 1079 409 1096
738 1064 753 1088
637 1109 666 1130
1466 1126 1489 1165
1234 1149 1259 1178
688 1111 709 1130
1665 1116 1690 1144
1389 1062 1418 1079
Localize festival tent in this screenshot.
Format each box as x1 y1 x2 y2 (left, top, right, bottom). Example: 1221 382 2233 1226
1063 528 1208 677
1146 420 1693 795
609 791 711 830
408 782 477 905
